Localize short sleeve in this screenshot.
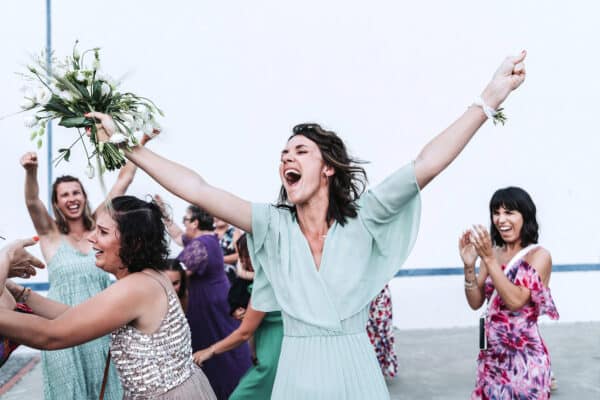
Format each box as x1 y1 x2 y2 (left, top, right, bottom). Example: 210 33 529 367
177 238 209 276
247 203 281 312
357 162 421 257
514 263 559 320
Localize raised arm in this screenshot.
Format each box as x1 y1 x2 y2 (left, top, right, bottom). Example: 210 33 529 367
414 51 527 189
154 194 184 246
93 133 155 216
20 152 57 236
85 112 252 233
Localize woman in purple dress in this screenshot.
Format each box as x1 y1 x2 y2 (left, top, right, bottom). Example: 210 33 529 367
164 203 252 400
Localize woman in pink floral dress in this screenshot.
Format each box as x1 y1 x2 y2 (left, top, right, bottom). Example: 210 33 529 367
367 284 398 378
459 187 558 400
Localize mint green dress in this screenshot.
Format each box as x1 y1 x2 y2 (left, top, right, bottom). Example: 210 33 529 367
43 240 123 400
248 163 421 400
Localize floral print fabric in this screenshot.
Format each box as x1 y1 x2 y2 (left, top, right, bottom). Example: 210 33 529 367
472 259 559 400
367 284 398 378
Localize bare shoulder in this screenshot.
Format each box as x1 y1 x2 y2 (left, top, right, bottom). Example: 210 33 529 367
525 246 552 285
527 246 552 267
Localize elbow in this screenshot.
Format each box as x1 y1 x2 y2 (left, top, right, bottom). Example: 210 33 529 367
238 330 253 342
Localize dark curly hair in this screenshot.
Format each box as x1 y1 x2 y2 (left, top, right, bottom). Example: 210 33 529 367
489 187 539 247
277 123 368 226
110 195 169 273
52 175 95 234
187 205 215 231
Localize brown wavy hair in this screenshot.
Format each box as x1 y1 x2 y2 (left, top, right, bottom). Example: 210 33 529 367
277 123 368 226
51 176 95 234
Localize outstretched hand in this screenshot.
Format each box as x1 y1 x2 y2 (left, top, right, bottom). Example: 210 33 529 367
1 237 45 279
84 112 117 143
482 50 527 109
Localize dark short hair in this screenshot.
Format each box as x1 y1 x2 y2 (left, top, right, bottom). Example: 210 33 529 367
165 258 187 300
187 205 214 231
489 187 539 247
110 196 169 273
277 123 368 225
52 175 94 233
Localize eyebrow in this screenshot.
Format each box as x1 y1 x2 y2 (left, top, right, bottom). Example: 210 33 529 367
281 144 309 155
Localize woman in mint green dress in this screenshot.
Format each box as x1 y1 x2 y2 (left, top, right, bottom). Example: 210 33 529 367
87 50 527 399
19 133 154 399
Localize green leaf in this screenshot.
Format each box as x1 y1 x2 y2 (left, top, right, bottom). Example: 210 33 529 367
30 131 38 141
63 149 71 162
36 138 43 149
58 116 92 128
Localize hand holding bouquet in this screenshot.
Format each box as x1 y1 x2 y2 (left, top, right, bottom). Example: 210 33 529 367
19 41 163 174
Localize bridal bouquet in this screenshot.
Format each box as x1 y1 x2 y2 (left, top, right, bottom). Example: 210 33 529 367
19 41 163 174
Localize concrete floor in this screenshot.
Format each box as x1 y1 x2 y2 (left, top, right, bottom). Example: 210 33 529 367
1 322 599 399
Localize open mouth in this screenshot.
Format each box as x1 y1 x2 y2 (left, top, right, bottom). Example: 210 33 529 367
67 204 80 212
284 169 301 186
92 247 104 257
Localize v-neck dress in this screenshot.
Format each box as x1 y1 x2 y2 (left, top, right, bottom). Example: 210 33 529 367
248 162 421 399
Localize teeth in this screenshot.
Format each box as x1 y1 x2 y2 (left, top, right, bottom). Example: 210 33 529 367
285 169 300 177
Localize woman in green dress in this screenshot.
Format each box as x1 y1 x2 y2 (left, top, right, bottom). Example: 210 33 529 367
86 50 527 399
193 233 283 400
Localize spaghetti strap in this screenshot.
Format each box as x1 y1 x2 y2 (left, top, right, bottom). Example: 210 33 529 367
141 270 172 297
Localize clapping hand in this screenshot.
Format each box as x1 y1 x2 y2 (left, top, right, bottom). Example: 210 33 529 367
458 230 478 268
468 225 494 261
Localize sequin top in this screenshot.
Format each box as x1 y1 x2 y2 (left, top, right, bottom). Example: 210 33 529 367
110 273 195 399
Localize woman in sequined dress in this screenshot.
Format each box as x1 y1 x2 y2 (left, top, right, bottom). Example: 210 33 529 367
0 196 217 400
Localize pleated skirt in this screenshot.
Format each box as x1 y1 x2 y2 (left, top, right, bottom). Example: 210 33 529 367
271 331 390 400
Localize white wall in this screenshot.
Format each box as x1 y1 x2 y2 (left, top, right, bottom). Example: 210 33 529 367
1 1 599 327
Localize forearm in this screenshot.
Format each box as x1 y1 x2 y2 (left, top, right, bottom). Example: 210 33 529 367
484 257 530 311
464 263 484 310
415 107 486 189
164 221 184 246
24 169 41 206
0 309 69 350
127 146 210 209
6 281 69 319
126 146 252 232
223 253 238 266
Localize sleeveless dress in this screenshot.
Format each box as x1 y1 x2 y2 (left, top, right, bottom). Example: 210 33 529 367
472 252 559 399
110 272 216 400
44 240 122 400
248 162 421 400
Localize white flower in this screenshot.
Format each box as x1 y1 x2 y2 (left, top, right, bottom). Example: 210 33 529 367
142 121 155 135
85 163 95 179
109 132 128 144
93 58 101 71
73 47 80 60
20 97 35 110
75 71 87 83
58 91 74 102
24 115 38 128
95 72 116 87
100 82 111 96
35 88 52 105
